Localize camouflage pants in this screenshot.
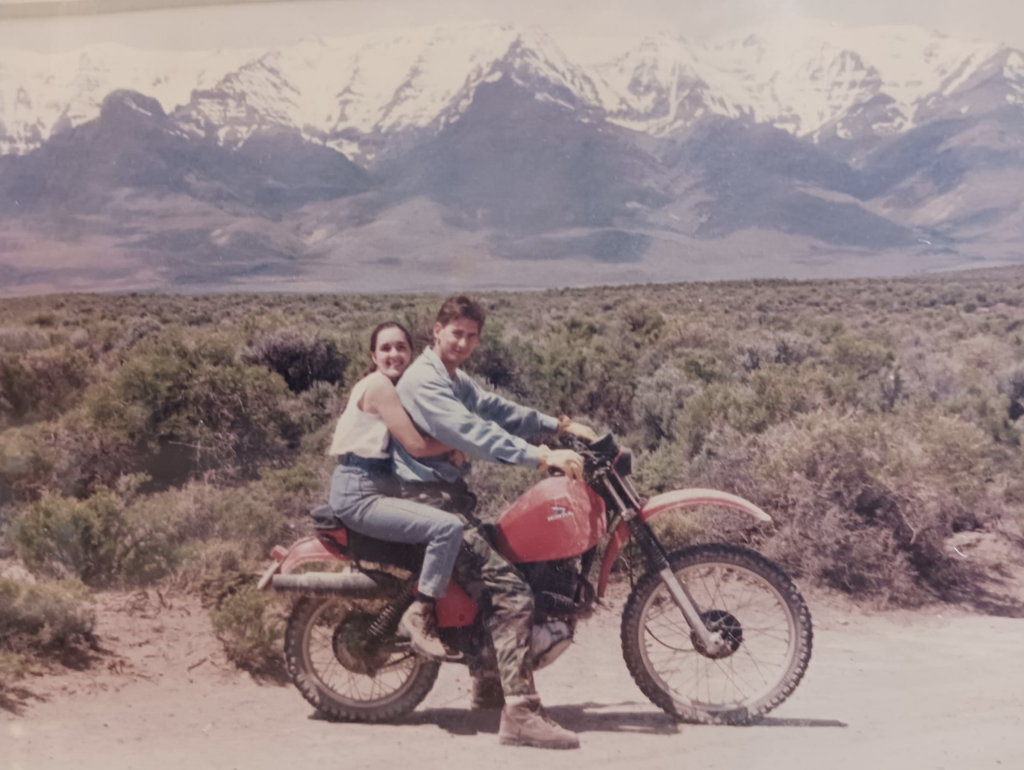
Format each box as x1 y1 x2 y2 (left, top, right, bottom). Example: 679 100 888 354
399 481 536 697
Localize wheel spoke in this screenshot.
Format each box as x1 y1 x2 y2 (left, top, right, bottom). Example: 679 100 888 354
711 655 753 699
631 548 808 719
297 601 429 711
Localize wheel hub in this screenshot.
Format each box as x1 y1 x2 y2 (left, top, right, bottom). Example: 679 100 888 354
332 612 390 675
691 609 743 659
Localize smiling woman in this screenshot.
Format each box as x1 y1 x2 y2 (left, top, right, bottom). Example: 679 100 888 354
319 320 465 660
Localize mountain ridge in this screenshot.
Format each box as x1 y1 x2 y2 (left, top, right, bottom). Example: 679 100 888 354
2 19 1020 164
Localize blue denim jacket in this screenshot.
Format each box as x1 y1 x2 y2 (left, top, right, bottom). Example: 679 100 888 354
393 348 559 483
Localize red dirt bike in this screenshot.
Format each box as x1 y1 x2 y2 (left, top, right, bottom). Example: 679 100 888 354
258 433 812 725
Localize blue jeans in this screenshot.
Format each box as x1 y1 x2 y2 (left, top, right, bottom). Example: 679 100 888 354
326 459 463 599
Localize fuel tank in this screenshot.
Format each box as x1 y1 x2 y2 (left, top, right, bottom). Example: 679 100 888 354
493 476 606 563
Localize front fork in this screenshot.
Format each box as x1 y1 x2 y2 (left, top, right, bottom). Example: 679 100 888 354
603 475 729 656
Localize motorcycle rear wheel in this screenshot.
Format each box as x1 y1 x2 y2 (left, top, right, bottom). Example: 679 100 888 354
621 544 812 724
285 595 440 722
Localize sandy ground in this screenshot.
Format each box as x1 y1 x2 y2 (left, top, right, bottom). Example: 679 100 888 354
2 586 1023 770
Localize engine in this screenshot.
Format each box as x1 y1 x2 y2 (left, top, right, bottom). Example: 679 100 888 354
514 558 582 670
518 557 591 618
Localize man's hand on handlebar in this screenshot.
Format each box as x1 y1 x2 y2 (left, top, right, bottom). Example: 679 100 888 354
536 445 585 481
556 415 598 443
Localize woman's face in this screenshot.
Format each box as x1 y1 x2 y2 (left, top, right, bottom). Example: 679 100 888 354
371 327 412 381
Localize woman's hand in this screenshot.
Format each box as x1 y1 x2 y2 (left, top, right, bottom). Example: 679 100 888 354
448 449 468 467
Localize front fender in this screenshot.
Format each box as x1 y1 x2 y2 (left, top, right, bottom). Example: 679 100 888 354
596 489 772 597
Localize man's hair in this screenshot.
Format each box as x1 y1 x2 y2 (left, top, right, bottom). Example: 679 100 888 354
436 295 486 330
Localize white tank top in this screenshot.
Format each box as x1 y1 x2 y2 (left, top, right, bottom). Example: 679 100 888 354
328 375 391 459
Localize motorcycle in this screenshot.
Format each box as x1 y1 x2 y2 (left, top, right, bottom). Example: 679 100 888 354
257 433 812 725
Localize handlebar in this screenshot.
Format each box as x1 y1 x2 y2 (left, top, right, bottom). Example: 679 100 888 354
553 432 631 478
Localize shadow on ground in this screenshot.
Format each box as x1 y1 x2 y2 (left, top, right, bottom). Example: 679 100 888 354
393 702 680 736
0 684 47 715
314 701 847 735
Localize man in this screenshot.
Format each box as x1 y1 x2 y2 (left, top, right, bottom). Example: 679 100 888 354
393 295 595 750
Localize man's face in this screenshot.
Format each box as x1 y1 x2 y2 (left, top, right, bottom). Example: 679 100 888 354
433 317 480 370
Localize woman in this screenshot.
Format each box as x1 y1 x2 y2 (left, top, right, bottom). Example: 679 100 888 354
323 321 464 660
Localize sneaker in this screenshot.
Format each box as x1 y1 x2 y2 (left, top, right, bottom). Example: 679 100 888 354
399 601 447 660
498 695 580 750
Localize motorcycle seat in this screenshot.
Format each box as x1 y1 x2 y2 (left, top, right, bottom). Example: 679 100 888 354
309 505 424 572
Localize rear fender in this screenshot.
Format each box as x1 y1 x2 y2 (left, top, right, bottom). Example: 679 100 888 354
266 532 350 581
596 489 772 597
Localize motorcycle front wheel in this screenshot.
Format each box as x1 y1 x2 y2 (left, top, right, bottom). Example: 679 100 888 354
621 544 812 724
284 595 440 722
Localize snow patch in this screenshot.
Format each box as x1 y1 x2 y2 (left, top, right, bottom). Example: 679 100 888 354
123 99 154 117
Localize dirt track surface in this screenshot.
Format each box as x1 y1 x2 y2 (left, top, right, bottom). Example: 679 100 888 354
3 590 1023 770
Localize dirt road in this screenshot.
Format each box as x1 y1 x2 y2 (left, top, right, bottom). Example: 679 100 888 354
2 591 1022 770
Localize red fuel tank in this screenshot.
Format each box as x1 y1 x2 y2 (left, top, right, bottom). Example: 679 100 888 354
493 476 606 563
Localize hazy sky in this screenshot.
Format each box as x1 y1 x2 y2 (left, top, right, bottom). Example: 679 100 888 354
0 0 1022 54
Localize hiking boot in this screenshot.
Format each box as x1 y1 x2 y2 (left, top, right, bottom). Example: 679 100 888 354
399 601 446 660
498 695 580 750
470 673 505 709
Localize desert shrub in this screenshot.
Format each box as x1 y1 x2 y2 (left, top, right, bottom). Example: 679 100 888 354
4 347 91 421
0 576 95 681
669 365 810 457
632 439 693 495
27 311 57 328
620 300 667 337
0 347 92 426
735 331 820 372
692 409 999 605
117 317 163 351
293 380 346 434
0 325 51 353
675 349 727 384
0 422 67 505
242 330 348 394
0 414 138 506
997 362 1024 422
0 355 34 420
138 466 318 567
738 365 812 431
831 333 894 377
210 587 284 673
463 320 541 400
189 485 286 555
10 478 183 586
88 331 300 477
531 324 640 429
0 576 95 645
632 363 698 448
0 650 34 680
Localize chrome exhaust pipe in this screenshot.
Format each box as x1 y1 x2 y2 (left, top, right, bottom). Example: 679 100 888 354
270 572 390 597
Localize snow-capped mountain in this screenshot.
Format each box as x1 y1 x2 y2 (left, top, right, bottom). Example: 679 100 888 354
175 22 607 163
1 18 1020 162
0 45 258 154
597 20 1010 142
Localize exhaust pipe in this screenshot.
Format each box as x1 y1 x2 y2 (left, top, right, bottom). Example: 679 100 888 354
270 572 391 597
